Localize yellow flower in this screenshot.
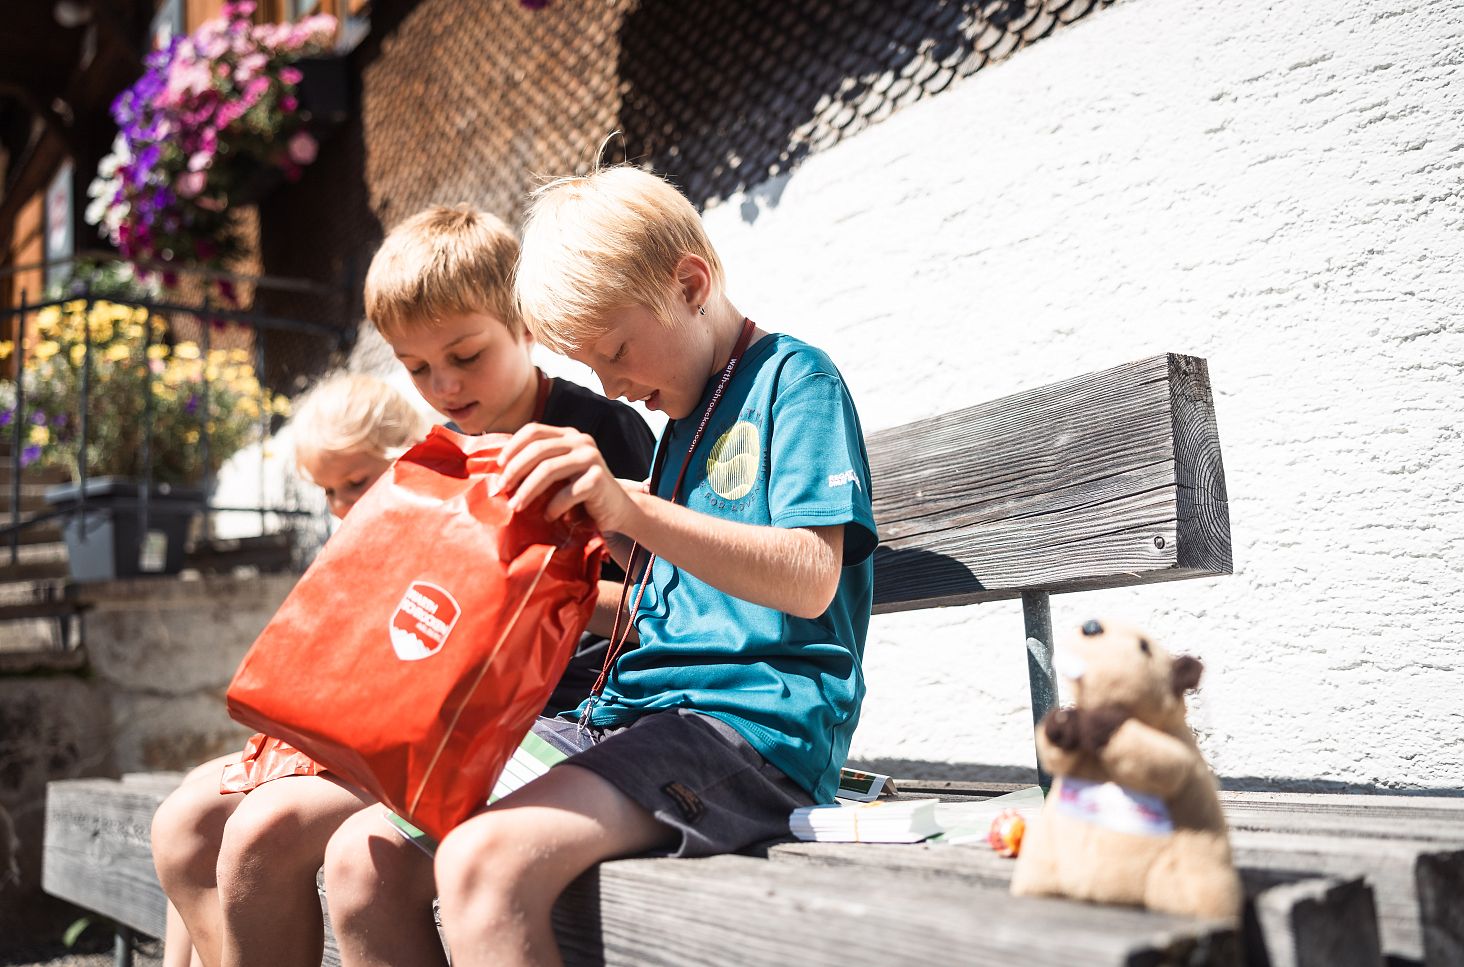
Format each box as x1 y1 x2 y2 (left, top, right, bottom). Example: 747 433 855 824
105 343 132 363
28 425 48 446
69 344 86 366
229 348 252 364
270 395 293 417
34 307 60 336
0 341 12 360
184 429 200 445
238 398 260 419
147 344 168 360
32 340 60 361
174 342 201 360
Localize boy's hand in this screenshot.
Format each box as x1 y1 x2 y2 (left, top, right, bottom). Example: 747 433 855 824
497 424 641 535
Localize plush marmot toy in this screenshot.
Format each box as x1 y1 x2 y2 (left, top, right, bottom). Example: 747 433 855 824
1010 619 1241 920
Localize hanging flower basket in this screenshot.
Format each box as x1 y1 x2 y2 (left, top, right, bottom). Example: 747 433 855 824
85 1 340 293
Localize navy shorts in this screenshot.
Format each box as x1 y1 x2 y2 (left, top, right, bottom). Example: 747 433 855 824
532 709 813 858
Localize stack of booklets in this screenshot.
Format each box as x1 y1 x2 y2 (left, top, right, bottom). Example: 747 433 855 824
789 799 942 843
788 784 1046 845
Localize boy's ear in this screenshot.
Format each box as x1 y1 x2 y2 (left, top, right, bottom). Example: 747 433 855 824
675 254 713 312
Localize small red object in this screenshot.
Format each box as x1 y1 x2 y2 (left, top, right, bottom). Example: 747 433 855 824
988 809 1026 857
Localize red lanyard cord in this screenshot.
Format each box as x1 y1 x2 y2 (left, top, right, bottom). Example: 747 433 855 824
583 318 758 716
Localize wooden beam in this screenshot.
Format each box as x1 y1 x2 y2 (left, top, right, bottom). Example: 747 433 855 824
43 778 172 940
867 354 1232 612
768 843 1380 967
554 853 1239 966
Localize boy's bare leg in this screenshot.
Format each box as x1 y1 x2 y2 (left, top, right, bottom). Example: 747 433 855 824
215 774 372 967
152 756 242 967
435 764 675 967
323 805 446 967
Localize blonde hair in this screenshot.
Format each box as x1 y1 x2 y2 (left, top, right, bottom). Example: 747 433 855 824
364 205 523 340
515 166 726 353
292 373 431 475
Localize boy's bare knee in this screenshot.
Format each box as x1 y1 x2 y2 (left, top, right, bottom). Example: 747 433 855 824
325 808 433 920
216 793 313 881
152 778 232 888
435 817 523 904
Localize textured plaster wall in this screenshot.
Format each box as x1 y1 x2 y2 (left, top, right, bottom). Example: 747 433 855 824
692 0 1464 789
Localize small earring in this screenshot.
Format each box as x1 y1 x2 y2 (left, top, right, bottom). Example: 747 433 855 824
697 304 706 316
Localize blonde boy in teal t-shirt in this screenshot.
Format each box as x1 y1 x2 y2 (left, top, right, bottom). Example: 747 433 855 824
321 168 875 967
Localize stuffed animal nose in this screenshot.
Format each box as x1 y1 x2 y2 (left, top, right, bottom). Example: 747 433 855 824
1081 619 1104 636
1055 650 1087 683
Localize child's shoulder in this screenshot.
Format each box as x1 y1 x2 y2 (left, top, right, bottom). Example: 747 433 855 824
757 333 851 388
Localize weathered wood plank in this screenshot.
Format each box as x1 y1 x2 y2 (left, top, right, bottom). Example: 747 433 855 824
1229 830 1462 965
768 842 1379 967
45 777 347 965
867 353 1232 612
43 778 171 939
1250 876 1382 967
554 853 1239 967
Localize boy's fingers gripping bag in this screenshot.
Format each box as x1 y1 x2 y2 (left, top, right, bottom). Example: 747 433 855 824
226 426 604 840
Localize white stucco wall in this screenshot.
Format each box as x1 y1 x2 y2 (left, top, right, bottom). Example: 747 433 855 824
233 0 1460 791
696 0 1463 789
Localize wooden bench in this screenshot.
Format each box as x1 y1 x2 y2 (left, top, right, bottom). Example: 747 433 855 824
45 354 1455 965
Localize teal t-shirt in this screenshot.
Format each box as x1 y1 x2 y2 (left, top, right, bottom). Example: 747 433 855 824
570 333 877 803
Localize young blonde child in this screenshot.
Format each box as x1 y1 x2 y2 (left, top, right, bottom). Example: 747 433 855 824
320 167 877 967
154 373 430 967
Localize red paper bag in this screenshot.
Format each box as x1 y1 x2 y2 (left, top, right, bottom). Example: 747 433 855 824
226 426 604 839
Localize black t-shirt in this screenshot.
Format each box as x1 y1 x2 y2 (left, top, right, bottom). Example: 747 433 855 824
540 376 655 486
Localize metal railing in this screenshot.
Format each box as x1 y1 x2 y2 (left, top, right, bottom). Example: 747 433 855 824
0 254 357 571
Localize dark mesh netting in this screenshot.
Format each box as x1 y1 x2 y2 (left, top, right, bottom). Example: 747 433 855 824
611 0 1115 207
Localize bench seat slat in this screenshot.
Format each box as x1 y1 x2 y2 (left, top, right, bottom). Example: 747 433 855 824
553 853 1239 966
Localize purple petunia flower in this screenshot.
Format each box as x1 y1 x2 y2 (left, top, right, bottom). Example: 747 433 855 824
0 410 11 427
20 445 41 468
30 411 46 426
185 394 200 415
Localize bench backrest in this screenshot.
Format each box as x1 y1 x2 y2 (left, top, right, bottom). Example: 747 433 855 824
866 353 1231 614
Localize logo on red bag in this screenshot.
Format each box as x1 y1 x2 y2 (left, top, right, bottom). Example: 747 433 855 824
389 581 461 661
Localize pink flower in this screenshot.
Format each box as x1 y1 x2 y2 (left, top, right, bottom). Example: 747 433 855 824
281 95 298 112
187 150 212 172
287 130 317 165
280 66 303 86
176 170 207 198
